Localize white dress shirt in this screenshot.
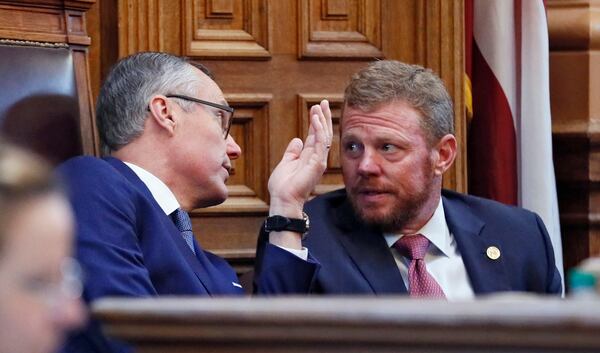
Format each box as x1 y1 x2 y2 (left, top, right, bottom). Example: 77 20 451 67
124 162 179 215
384 199 475 300
123 162 308 260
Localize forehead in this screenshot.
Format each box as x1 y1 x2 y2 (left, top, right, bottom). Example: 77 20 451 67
191 66 226 103
1 194 72 263
341 100 425 136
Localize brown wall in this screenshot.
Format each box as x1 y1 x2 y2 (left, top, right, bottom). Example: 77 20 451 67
547 0 600 272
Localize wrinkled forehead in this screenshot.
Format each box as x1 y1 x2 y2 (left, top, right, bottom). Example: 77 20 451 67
342 100 424 125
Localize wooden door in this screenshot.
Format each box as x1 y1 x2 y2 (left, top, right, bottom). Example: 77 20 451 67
90 0 465 274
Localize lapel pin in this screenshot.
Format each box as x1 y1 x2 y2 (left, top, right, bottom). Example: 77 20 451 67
486 246 501 260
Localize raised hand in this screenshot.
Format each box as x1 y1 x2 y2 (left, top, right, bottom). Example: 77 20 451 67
267 100 333 249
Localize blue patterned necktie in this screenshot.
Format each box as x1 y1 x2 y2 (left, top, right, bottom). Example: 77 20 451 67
170 208 196 254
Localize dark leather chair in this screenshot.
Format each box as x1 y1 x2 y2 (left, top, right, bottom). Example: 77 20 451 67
0 43 84 165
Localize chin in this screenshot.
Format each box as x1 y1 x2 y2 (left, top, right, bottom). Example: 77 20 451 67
358 210 391 225
195 191 228 208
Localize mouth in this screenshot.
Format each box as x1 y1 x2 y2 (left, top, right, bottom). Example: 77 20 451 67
355 186 389 195
353 187 391 203
222 164 232 177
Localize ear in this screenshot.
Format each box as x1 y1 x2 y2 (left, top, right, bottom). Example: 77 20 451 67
431 134 457 176
148 95 176 135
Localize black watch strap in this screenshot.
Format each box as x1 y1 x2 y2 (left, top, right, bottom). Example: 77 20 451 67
264 212 310 234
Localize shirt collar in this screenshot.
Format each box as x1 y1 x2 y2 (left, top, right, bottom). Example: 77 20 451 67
384 197 452 257
123 162 180 215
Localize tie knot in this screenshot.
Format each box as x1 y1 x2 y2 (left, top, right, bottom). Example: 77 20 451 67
171 208 193 232
394 234 430 260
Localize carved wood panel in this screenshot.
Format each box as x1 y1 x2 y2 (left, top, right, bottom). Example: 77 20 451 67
298 93 344 195
415 0 466 192
0 3 91 45
184 0 270 59
298 0 383 59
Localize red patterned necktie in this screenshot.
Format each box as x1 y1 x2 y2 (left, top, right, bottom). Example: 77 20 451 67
394 234 445 298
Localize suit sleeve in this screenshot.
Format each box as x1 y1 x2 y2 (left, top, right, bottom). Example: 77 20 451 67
534 213 563 294
253 227 320 294
58 159 158 300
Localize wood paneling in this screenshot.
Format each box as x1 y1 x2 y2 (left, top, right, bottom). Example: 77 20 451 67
184 0 270 58
94 296 600 353
0 2 92 45
415 0 466 192
547 0 600 271
298 0 383 59
88 0 465 272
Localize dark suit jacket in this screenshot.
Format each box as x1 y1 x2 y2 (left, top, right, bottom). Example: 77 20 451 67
58 156 319 352
302 188 562 295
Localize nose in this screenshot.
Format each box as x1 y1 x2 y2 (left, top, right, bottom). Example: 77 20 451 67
226 134 242 160
356 149 382 177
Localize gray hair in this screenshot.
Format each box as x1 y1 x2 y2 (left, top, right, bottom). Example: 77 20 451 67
96 52 213 154
343 60 454 144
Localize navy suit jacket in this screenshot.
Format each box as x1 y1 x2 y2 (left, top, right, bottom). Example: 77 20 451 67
302 188 562 295
58 156 319 352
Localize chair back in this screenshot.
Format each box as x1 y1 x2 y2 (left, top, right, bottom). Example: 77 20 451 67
0 43 83 165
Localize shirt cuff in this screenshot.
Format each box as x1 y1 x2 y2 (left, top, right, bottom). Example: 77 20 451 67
274 245 309 261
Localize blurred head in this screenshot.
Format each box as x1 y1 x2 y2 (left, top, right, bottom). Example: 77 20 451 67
97 52 241 210
0 142 85 353
341 60 457 233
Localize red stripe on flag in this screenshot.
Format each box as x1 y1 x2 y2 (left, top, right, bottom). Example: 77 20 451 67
468 42 518 205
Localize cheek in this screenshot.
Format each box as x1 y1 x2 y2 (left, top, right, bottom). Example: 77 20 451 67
395 159 433 189
341 157 358 181
181 144 222 172
0 286 50 347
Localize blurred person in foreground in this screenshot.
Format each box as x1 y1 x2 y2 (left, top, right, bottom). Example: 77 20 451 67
57 52 332 352
300 60 561 298
0 141 85 353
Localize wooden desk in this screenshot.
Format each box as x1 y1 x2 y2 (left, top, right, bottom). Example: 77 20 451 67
93 296 600 353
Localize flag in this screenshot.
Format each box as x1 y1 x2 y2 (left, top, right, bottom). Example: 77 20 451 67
465 0 564 285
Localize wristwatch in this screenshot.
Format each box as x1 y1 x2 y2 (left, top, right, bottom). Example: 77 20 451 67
264 212 310 234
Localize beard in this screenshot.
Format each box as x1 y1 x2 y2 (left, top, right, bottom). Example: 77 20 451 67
347 167 436 233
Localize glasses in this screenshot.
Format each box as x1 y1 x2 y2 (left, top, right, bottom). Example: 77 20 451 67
19 257 83 308
166 94 234 139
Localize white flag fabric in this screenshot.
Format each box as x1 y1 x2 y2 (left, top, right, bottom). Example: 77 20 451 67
518 0 563 284
471 0 564 286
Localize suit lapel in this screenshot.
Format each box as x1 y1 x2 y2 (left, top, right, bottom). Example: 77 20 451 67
443 193 511 294
333 200 408 294
104 157 218 295
171 229 219 295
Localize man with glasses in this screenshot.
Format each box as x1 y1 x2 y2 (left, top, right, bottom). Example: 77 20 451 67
57 52 332 353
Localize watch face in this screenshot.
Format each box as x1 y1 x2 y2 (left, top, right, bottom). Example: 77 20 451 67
302 211 310 231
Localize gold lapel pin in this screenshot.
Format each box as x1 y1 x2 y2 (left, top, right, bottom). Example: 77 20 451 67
486 246 501 260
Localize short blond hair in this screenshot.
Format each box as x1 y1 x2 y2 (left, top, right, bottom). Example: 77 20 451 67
343 60 454 144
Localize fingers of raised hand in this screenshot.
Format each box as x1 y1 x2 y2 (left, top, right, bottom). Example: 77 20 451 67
319 99 333 142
